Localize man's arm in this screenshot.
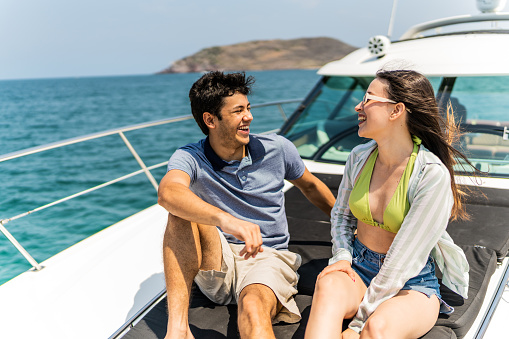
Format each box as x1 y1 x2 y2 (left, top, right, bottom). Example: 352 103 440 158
158 169 263 258
289 168 336 216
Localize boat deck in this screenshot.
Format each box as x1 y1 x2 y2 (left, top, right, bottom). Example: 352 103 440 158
124 173 509 339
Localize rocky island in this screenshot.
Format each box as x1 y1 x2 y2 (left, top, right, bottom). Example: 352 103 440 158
157 37 356 74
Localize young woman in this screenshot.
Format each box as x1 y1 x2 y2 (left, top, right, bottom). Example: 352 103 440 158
305 70 470 339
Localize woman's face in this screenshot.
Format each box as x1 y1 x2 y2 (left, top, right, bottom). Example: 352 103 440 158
355 78 396 139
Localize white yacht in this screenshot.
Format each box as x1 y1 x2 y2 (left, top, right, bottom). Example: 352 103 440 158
1 1 508 338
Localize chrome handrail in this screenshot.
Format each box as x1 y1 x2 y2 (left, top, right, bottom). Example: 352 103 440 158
0 100 300 164
400 12 509 40
0 115 195 164
0 99 301 272
0 162 167 227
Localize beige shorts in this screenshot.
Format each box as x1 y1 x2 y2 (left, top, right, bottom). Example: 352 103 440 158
194 228 302 324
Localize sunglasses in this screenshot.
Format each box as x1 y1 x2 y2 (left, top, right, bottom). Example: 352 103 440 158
361 93 397 108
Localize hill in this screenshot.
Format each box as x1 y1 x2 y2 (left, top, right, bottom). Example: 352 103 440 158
157 37 356 74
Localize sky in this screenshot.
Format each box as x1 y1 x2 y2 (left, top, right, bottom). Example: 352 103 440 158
1 0 507 80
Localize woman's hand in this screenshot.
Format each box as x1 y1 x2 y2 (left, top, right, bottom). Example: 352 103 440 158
317 260 356 282
342 328 360 339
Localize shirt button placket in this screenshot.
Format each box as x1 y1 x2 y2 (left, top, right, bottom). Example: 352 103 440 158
238 172 247 187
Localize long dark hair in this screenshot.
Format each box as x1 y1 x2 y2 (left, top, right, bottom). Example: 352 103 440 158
376 69 474 220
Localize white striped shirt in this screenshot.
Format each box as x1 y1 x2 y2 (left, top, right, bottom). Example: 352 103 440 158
329 140 470 333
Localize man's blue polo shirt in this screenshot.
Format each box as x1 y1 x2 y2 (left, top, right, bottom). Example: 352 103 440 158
167 133 305 250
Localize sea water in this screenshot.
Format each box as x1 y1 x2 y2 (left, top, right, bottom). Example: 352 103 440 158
0 70 320 284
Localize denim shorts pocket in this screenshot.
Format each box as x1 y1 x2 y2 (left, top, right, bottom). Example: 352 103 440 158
352 247 364 265
425 256 435 272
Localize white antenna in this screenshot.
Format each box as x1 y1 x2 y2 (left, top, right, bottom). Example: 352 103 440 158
387 0 399 39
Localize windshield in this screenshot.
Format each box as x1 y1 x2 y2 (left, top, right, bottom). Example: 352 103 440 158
448 76 509 123
282 76 372 162
447 76 509 177
282 75 509 178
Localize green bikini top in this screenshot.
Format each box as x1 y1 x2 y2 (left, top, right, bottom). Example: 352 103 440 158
349 136 422 233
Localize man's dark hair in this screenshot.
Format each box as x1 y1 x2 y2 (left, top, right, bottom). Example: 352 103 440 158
189 71 255 135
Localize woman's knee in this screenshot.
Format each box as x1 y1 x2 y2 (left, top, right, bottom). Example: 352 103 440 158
363 314 389 339
314 272 350 298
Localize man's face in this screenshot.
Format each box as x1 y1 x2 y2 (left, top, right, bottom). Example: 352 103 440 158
214 92 253 149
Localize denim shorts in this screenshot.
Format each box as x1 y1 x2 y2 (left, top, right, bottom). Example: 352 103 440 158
351 237 453 314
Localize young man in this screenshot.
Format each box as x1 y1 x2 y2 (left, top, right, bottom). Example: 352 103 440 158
158 71 335 339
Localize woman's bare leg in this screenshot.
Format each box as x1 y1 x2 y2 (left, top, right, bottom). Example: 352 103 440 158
305 271 366 339
361 290 440 339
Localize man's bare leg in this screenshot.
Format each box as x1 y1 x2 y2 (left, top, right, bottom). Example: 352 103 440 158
237 284 282 339
162 213 222 339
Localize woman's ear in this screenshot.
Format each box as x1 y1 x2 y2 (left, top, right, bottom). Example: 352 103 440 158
390 102 407 120
203 112 216 129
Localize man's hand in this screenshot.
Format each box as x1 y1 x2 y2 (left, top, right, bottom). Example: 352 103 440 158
159 170 264 259
220 218 264 260
317 260 356 282
342 328 360 339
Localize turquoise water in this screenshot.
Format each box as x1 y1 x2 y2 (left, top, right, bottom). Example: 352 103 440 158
0 70 321 284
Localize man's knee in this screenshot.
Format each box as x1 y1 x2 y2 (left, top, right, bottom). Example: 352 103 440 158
164 214 197 245
165 214 215 243
166 213 191 232
239 284 279 320
163 214 199 265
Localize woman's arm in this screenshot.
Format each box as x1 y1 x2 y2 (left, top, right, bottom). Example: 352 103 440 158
329 152 359 265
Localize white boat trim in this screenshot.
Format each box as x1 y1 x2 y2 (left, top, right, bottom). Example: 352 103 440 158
0 204 168 338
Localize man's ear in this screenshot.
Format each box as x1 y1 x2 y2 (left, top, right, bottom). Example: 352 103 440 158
203 112 216 129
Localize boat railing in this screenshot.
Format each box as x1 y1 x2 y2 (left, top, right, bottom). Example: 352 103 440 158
0 99 302 273
400 12 509 40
